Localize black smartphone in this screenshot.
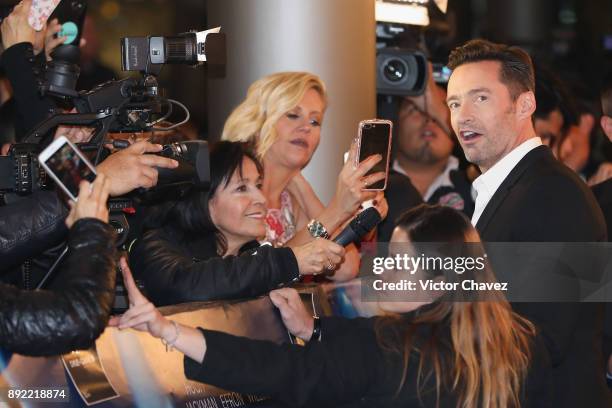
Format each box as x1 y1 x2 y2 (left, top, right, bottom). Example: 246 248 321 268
356 119 393 191
49 0 87 46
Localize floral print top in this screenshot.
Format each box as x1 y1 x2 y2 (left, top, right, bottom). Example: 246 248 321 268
265 190 297 247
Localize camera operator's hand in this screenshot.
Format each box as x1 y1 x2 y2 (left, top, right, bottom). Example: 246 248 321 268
65 173 110 228
1 0 36 50
269 288 314 341
54 125 95 144
290 238 345 276
54 109 95 143
96 140 179 196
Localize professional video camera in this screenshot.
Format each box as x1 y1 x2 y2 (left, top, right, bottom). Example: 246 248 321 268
0 144 48 198
0 27 224 203
377 47 428 96
25 27 225 313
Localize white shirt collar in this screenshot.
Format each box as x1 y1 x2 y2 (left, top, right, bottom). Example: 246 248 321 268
392 156 460 201
392 159 408 177
471 137 543 225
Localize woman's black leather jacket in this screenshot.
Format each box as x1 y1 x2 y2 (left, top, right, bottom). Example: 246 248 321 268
0 218 117 356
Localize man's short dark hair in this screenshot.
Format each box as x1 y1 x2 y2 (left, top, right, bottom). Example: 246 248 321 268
448 39 535 101
601 73 612 117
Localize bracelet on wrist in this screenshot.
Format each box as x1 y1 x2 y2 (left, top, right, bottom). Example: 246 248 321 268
161 320 180 352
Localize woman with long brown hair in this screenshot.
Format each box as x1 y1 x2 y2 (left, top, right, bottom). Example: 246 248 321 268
111 204 551 407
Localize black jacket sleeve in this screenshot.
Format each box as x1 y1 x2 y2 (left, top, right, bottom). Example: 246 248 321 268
319 316 374 341
130 230 300 306
184 324 552 408
0 190 69 273
0 42 56 139
184 327 387 408
0 218 117 356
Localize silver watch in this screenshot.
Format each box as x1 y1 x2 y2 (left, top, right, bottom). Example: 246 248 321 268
307 219 330 239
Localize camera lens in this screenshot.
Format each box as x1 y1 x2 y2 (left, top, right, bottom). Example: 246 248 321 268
383 58 407 83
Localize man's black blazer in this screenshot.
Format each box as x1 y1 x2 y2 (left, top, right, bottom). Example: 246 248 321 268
475 145 611 408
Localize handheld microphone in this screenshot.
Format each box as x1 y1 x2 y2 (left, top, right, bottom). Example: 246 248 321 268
334 207 382 246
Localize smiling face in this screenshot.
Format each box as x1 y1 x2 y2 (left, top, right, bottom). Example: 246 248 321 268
447 61 524 172
265 88 325 170
209 157 267 254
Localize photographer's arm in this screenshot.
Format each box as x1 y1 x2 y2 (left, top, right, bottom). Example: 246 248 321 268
0 190 68 273
0 219 116 356
0 176 117 356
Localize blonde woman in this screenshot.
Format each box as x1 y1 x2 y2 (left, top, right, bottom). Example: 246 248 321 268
112 205 551 407
222 72 387 281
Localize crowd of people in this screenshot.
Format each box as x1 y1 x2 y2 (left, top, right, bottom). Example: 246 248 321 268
0 1 611 407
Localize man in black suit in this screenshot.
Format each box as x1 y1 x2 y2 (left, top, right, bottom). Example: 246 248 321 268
446 39 610 407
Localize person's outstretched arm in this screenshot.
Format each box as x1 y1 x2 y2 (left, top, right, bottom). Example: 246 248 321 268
0 175 117 356
112 261 387 407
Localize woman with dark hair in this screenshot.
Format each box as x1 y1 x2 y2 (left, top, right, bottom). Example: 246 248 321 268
117 204 552 407
130 141 345 306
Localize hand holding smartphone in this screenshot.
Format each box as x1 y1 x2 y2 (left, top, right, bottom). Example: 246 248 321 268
27 0 61 31
48 0 87 45
356 119 392 191
39 135 97 201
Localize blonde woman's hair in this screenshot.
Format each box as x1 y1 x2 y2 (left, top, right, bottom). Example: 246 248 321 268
376 205 535 408
221 72 327 159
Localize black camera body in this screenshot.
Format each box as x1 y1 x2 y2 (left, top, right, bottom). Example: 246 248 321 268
0 144 47 197
121 31 226 72
10 27 223 311
376 47 427 96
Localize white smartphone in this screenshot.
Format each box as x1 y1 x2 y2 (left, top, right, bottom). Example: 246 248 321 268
356 119 393 191
39 135 97 201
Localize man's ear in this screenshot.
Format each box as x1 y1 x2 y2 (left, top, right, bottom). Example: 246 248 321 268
600 115 612 141
517 91 536 119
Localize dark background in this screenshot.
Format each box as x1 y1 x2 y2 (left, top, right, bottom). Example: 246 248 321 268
0 0 610 140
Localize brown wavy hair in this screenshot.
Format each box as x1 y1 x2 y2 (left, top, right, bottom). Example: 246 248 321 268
376 204 535 408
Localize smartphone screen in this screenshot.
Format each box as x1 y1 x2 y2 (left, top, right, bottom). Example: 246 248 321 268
44 141 96 200
50 0 87 46
358 121 392 190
